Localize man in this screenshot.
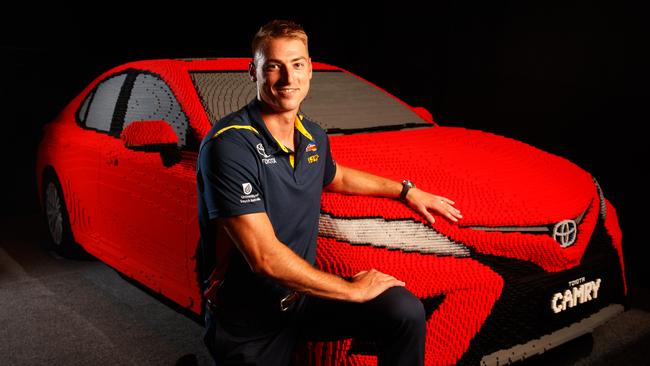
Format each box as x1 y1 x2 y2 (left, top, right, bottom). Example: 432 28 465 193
196 20 462 366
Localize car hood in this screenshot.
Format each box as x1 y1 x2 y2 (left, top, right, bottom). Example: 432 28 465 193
322 126 596 228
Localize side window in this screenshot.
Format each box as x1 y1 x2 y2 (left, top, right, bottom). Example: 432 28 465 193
124 73 189 148
84 74 128 132
77 89 94 124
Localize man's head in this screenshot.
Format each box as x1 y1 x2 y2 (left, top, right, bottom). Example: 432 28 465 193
249 20 312 115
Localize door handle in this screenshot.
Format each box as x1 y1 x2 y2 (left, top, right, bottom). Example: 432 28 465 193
105 153 119 166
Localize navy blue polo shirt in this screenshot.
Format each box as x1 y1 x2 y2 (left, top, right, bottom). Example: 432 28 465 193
196 98 336 329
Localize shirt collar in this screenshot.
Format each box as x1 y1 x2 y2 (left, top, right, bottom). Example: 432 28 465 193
245 98 314 155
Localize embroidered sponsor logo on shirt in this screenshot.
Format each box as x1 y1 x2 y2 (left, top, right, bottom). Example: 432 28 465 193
240 182 261 203
256 143 277 165
256 143 271 158
308 154 319 164
306 143 317 152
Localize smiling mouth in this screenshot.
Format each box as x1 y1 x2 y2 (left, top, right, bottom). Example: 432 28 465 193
277 88 299 95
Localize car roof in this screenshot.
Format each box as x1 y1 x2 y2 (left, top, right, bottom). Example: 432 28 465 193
76 58 347 139
70 58 432 142
109 57 343 74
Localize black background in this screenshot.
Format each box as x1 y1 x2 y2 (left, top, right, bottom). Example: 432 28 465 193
1 2 646 282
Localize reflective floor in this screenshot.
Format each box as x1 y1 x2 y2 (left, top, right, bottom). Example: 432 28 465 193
1 213 648 365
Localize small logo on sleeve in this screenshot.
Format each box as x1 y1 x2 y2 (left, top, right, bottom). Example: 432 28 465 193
306 143 317 152
242 183 253 195
240 182 261 204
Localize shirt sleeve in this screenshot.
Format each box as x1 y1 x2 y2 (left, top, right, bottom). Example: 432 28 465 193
198 137 266 219
322 133 337 187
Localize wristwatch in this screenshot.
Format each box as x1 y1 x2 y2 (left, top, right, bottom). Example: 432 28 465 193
400 179 415 202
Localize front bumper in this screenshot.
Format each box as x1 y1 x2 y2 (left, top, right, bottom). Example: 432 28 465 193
459 213 627 365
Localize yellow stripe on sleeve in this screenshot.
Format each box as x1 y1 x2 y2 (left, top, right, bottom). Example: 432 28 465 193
212 125 260 139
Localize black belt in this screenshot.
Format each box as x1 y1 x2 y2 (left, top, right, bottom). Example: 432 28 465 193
207 283 301 314
280 291 301 312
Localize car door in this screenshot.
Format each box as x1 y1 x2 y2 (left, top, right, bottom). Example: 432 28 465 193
73 72 130 257
98 70 196 306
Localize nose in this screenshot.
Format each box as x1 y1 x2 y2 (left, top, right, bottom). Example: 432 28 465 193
280 65 295 85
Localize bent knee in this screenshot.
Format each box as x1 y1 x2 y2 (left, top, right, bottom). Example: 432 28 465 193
376 286 425 325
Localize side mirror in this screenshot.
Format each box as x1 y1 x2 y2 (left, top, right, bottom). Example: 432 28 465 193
120 120 179 150
412 106 435 124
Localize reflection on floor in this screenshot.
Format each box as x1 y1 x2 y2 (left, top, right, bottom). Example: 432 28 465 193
1 213 649 366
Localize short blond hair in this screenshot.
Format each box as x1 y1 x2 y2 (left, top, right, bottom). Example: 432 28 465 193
252 20 308 58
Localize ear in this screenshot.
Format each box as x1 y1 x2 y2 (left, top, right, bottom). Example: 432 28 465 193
248 61 257 82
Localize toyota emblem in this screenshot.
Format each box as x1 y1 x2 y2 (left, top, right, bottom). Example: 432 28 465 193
553 219 577 247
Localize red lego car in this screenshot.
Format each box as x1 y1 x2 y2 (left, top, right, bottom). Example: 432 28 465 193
35 58 626 365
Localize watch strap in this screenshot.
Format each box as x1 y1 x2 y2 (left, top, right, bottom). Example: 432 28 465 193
400 180 415 201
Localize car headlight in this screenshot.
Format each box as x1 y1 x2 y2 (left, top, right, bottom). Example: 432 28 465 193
319 213 471 257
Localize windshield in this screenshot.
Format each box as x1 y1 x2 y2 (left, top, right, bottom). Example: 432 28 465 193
190 70 431 134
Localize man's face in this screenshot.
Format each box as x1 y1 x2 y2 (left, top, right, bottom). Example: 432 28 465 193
251 37 312 114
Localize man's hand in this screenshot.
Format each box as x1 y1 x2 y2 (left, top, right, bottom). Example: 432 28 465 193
405 187 463 225
348 269 406 303
326 164 463 225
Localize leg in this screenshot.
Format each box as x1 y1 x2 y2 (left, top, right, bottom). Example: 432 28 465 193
203 305 219 365
204 303 299 366
296 286 426 366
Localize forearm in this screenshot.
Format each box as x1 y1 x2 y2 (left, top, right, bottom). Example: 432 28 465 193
258 238 359 301
325 164 463 225
327 165 402 198
222 214 360 302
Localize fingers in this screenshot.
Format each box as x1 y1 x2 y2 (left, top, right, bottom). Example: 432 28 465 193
357 268 405 286
352 269 406 302
375 269 405 286
438 197 461 213
371 274 406 296
439 202 462 222
439 196 455 205
352 270 368 278
445 210 460 222
420 208 436 224
433 196 462 223
406 190 463 224
389 278 406 287
418 201 459 224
